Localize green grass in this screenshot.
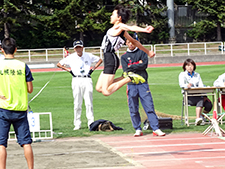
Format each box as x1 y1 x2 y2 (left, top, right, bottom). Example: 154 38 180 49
28 64 225 138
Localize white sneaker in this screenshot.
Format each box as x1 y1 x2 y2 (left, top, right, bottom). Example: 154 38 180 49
73 127 80 130
199 115 207 125
195 118 202 126
133 130 143 137
153 129 166 136
200 115 207 122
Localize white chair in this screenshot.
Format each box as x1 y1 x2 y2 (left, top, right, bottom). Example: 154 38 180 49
182 87 217 126
181 95 195 125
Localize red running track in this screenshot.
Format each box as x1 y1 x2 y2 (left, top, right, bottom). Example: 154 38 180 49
98 133 225 169
30 61 225 73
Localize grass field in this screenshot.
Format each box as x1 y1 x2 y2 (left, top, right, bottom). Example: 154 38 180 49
28 64 225 138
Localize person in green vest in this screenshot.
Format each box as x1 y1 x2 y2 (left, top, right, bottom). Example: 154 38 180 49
0 38 34 169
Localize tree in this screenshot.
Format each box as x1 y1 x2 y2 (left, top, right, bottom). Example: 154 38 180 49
116 0 170 44
187 20 216 41
0 0 60 48
0 0 172 48
0 0 111 48
42 0 111 47
184 0 225 41
0 0 49 38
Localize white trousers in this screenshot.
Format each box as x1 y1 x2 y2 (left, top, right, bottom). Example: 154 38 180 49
72 77 94 128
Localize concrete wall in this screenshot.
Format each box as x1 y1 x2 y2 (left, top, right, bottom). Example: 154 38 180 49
149 54 225 64
27 54 225 69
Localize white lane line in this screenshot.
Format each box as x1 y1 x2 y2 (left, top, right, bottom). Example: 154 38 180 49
104 137 218 144
136 156 225 162
127 148 225 155
114 142 225 149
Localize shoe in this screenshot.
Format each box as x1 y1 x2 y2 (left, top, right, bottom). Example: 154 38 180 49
122 72 128 78
73 127 80 130
128 72 145 84
195 118 202 126
134 130 143 137
200 115 208 123
153 129 166 136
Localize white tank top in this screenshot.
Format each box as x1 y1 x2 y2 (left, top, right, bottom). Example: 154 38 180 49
101 30 125 53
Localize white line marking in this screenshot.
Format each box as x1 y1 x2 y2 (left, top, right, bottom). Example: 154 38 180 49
115 142 225 149
104 136 217 144
128 148 225 155
137 156 225 162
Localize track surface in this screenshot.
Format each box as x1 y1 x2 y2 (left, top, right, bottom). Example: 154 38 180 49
13 61 223 169
6 133 225 169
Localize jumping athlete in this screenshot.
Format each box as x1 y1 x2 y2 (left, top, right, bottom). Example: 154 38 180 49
95 4 155 96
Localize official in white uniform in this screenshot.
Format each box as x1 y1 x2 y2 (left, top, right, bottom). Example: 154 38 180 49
57 40 102 130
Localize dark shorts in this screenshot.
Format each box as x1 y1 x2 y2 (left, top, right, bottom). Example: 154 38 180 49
103 52 119 74
0 109 32 147
188 96 212 112
203 98 212 112
188 96 204 107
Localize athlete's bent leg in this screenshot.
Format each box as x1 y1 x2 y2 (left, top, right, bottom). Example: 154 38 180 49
101 74 131 96
96 74 126 92
101 74 115 96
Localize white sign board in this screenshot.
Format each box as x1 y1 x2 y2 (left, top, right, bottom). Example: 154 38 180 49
27 112 40 132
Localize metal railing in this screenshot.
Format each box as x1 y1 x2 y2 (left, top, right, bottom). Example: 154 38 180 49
154 42 224 57
15 42 224 63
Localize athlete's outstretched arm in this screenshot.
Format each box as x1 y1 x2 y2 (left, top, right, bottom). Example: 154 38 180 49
123 31 155 58
116 23 154 33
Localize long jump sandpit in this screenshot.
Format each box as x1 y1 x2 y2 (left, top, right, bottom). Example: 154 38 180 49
6 133 225 169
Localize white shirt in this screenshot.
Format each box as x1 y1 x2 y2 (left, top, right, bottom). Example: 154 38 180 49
101 29 125 52
59 52 100 76
179 70 204 93
213 73 225 87
0 54 4 60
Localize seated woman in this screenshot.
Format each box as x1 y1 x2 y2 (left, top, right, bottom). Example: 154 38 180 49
213 73 225 110
178 58 212 125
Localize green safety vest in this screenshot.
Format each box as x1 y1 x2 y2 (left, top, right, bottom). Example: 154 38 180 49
0 59 28 111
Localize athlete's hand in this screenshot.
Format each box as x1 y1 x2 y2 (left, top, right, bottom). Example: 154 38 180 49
145 26 154 33
148 51 155 58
